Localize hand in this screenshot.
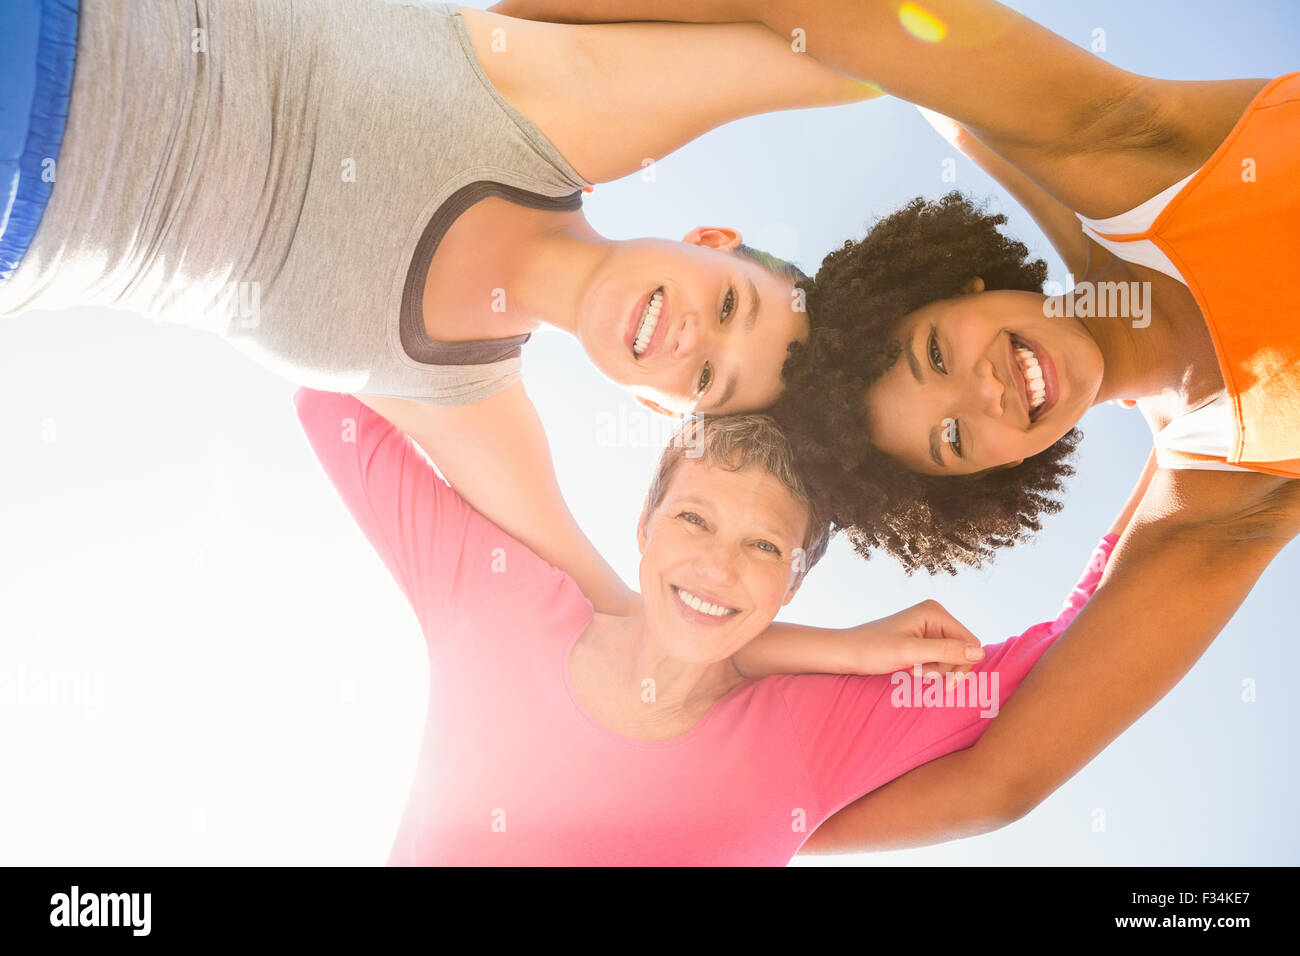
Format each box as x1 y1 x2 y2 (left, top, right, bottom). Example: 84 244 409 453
853 600 985 688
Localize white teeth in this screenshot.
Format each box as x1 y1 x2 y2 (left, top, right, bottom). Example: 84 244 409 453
1014 344 1047 412
674 586 736 617
633 290 663 357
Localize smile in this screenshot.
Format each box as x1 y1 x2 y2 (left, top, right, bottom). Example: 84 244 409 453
1010 333 1058 422
630 287 666 359
672 585 738 619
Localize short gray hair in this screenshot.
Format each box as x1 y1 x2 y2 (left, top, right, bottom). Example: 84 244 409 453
643 413 832 579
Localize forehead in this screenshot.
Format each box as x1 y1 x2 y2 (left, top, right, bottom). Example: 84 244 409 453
710 264 810 414
660 458 809 538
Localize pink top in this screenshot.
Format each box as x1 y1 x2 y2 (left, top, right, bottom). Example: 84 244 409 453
294 387 1117 866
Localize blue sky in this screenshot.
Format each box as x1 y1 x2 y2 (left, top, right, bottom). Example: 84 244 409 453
0 0 1296 864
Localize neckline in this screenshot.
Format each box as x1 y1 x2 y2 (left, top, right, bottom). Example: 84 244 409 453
1076 168 1199 234
560 615 753 750
1141 73 1287 241
448 6 594 193
399 180 583 366
400 7 592 369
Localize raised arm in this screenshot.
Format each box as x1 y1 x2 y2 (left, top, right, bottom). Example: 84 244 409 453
916 108 1098 281
463 6 877 185
1106 448 1158 539
355 386 635 616
495 0 1264 219
799 465 1299 853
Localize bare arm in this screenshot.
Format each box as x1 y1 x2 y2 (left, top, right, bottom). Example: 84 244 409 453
463 7 877 185
1106 448 1159 539
800 466 1299 853
355 386 636 616
495 0 1263 219
917 108 1099 281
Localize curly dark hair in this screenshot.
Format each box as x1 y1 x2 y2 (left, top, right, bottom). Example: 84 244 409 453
769 192 1082 575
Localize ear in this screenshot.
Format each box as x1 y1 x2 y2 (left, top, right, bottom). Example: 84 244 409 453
635 395 680 418
681 225 743 250
961 276 986 295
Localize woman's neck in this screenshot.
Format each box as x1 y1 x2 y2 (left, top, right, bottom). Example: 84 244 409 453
573 609 747 739
1070 261 1215 405
503 207 607 338
424 200 609 343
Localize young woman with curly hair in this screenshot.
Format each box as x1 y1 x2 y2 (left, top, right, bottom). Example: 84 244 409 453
508 0 1298 579
770 191 1081 574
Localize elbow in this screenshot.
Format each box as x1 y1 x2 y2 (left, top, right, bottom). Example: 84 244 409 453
987 773 1047 829
998 792 1040 828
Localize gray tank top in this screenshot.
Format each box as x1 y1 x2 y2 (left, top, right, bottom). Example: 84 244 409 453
0 0 592 406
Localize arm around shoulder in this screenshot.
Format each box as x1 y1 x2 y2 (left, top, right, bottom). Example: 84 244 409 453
801 467 1299 853
354 386 636 615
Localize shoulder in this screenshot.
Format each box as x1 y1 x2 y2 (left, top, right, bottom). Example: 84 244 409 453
457 6 581 104
1068 76 1272 217
1136 76 1273 164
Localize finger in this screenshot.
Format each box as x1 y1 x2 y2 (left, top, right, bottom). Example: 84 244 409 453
915 606 982 648
903 636 984 667
926 663 979 693
931 665 962 694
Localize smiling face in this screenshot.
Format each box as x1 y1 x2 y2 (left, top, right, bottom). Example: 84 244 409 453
863 286 1105 476
574 228 809 415
636 458 809 665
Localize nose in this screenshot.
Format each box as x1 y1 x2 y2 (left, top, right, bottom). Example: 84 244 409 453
691 538 739 589
670 311 702 360
969 358 1006 418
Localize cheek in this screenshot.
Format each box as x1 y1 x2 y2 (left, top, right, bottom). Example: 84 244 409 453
749 560 795 608
1057 328 1102 383
1080 341 1106 395
989 421 1061 463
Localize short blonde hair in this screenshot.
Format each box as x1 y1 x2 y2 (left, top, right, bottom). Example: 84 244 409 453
643 413 832 578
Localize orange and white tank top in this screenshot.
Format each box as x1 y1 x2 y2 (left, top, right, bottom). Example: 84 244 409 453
1077 72 1300 478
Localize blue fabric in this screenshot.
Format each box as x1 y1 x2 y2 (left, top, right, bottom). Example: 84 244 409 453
0 0 79 282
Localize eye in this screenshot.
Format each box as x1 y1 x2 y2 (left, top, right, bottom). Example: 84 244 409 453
678 511 706 528
696 361 713 396
928 327 947 374
721 286 737 323
754 540 781 556
951 422 964 459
